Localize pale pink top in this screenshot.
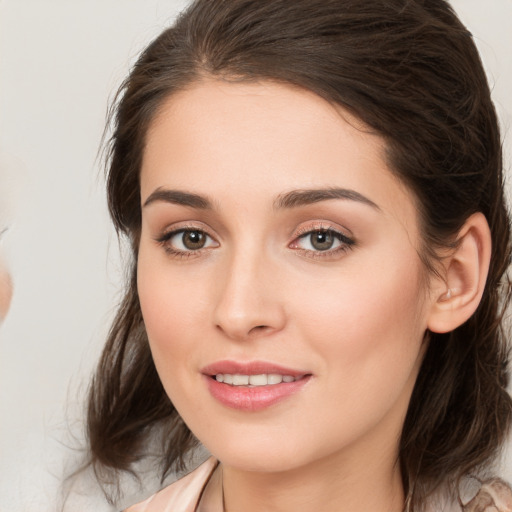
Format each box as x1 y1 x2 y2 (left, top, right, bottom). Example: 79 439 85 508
125 457 512 512
125 457 222 512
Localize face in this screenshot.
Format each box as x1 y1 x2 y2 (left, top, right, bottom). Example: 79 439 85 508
0 230 12 323
0 260 12 323
138 80 434 474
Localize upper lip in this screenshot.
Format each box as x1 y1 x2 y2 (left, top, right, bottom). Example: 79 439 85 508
201 360 309 377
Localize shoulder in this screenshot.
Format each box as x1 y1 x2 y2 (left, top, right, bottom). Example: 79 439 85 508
462 478 512 512
124 457 219 512
427 477 512 512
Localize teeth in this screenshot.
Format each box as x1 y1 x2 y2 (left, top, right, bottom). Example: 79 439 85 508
267 374 283 385
215 374 299 386
232 374 249 386
249 374 267 386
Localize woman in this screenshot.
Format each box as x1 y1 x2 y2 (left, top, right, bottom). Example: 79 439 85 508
86 0 512 510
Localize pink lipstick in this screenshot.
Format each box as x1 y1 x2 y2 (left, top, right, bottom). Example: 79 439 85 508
201 361 312 411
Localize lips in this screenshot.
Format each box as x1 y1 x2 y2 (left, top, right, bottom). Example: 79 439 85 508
201 360 312 411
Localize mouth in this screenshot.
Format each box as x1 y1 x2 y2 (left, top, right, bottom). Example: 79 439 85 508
212 373 304 386
201 361 312 411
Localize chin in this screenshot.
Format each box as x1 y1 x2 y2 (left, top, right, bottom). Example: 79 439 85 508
201 431 320 474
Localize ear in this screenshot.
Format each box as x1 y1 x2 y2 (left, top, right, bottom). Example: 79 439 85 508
427 212 492 334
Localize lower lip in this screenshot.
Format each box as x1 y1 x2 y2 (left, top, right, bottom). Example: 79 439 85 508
204 375 311 411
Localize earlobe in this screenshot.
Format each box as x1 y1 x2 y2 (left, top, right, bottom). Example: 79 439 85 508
427 212 492 334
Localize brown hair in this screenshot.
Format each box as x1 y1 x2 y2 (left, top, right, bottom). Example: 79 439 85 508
87 0 512 509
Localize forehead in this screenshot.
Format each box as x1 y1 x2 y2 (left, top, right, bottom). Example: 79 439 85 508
140 79 419 232
144 79 379 165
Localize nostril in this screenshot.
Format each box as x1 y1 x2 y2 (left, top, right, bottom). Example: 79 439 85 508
249 325 270 335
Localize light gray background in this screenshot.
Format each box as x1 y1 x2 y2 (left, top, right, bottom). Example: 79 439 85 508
0 1 511 511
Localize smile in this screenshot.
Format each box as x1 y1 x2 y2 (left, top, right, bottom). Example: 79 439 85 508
214 374 301 386
202 361 312 411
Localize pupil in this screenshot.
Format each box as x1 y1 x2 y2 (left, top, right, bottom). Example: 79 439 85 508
183 231 206 250
311 231 333 251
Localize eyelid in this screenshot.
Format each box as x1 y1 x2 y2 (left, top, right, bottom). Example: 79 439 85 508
155 221 217 241
288 221 355 257
160 229 218 246
292 221 354 241
154 221 220 257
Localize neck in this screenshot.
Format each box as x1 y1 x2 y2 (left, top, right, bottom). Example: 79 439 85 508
221 445 404 512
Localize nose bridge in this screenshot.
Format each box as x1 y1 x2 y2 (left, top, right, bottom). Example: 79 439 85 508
213 238 284 340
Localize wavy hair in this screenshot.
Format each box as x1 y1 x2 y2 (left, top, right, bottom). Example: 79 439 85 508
87 1 512 509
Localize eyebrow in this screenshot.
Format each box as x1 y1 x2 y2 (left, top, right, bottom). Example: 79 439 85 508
143 188 213 209
274 188 380 210
142 186 380 211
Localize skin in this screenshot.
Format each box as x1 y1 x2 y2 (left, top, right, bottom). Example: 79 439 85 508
0 258 12 323
137 79 445 512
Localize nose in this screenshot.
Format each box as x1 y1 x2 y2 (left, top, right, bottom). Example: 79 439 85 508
213 247 286 341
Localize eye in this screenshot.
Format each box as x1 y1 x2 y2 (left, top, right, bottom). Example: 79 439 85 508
300 230 340 251
290 228 354 255
158 228 218 253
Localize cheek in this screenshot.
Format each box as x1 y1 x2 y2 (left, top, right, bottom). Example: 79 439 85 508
293 254 428 383
139 269 195 336
138 240 197 326
137 247 209 388
281 258 428 455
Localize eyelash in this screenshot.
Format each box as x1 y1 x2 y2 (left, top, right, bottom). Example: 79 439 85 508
291 223 355 259
156 226 218 259
155 223 355 260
